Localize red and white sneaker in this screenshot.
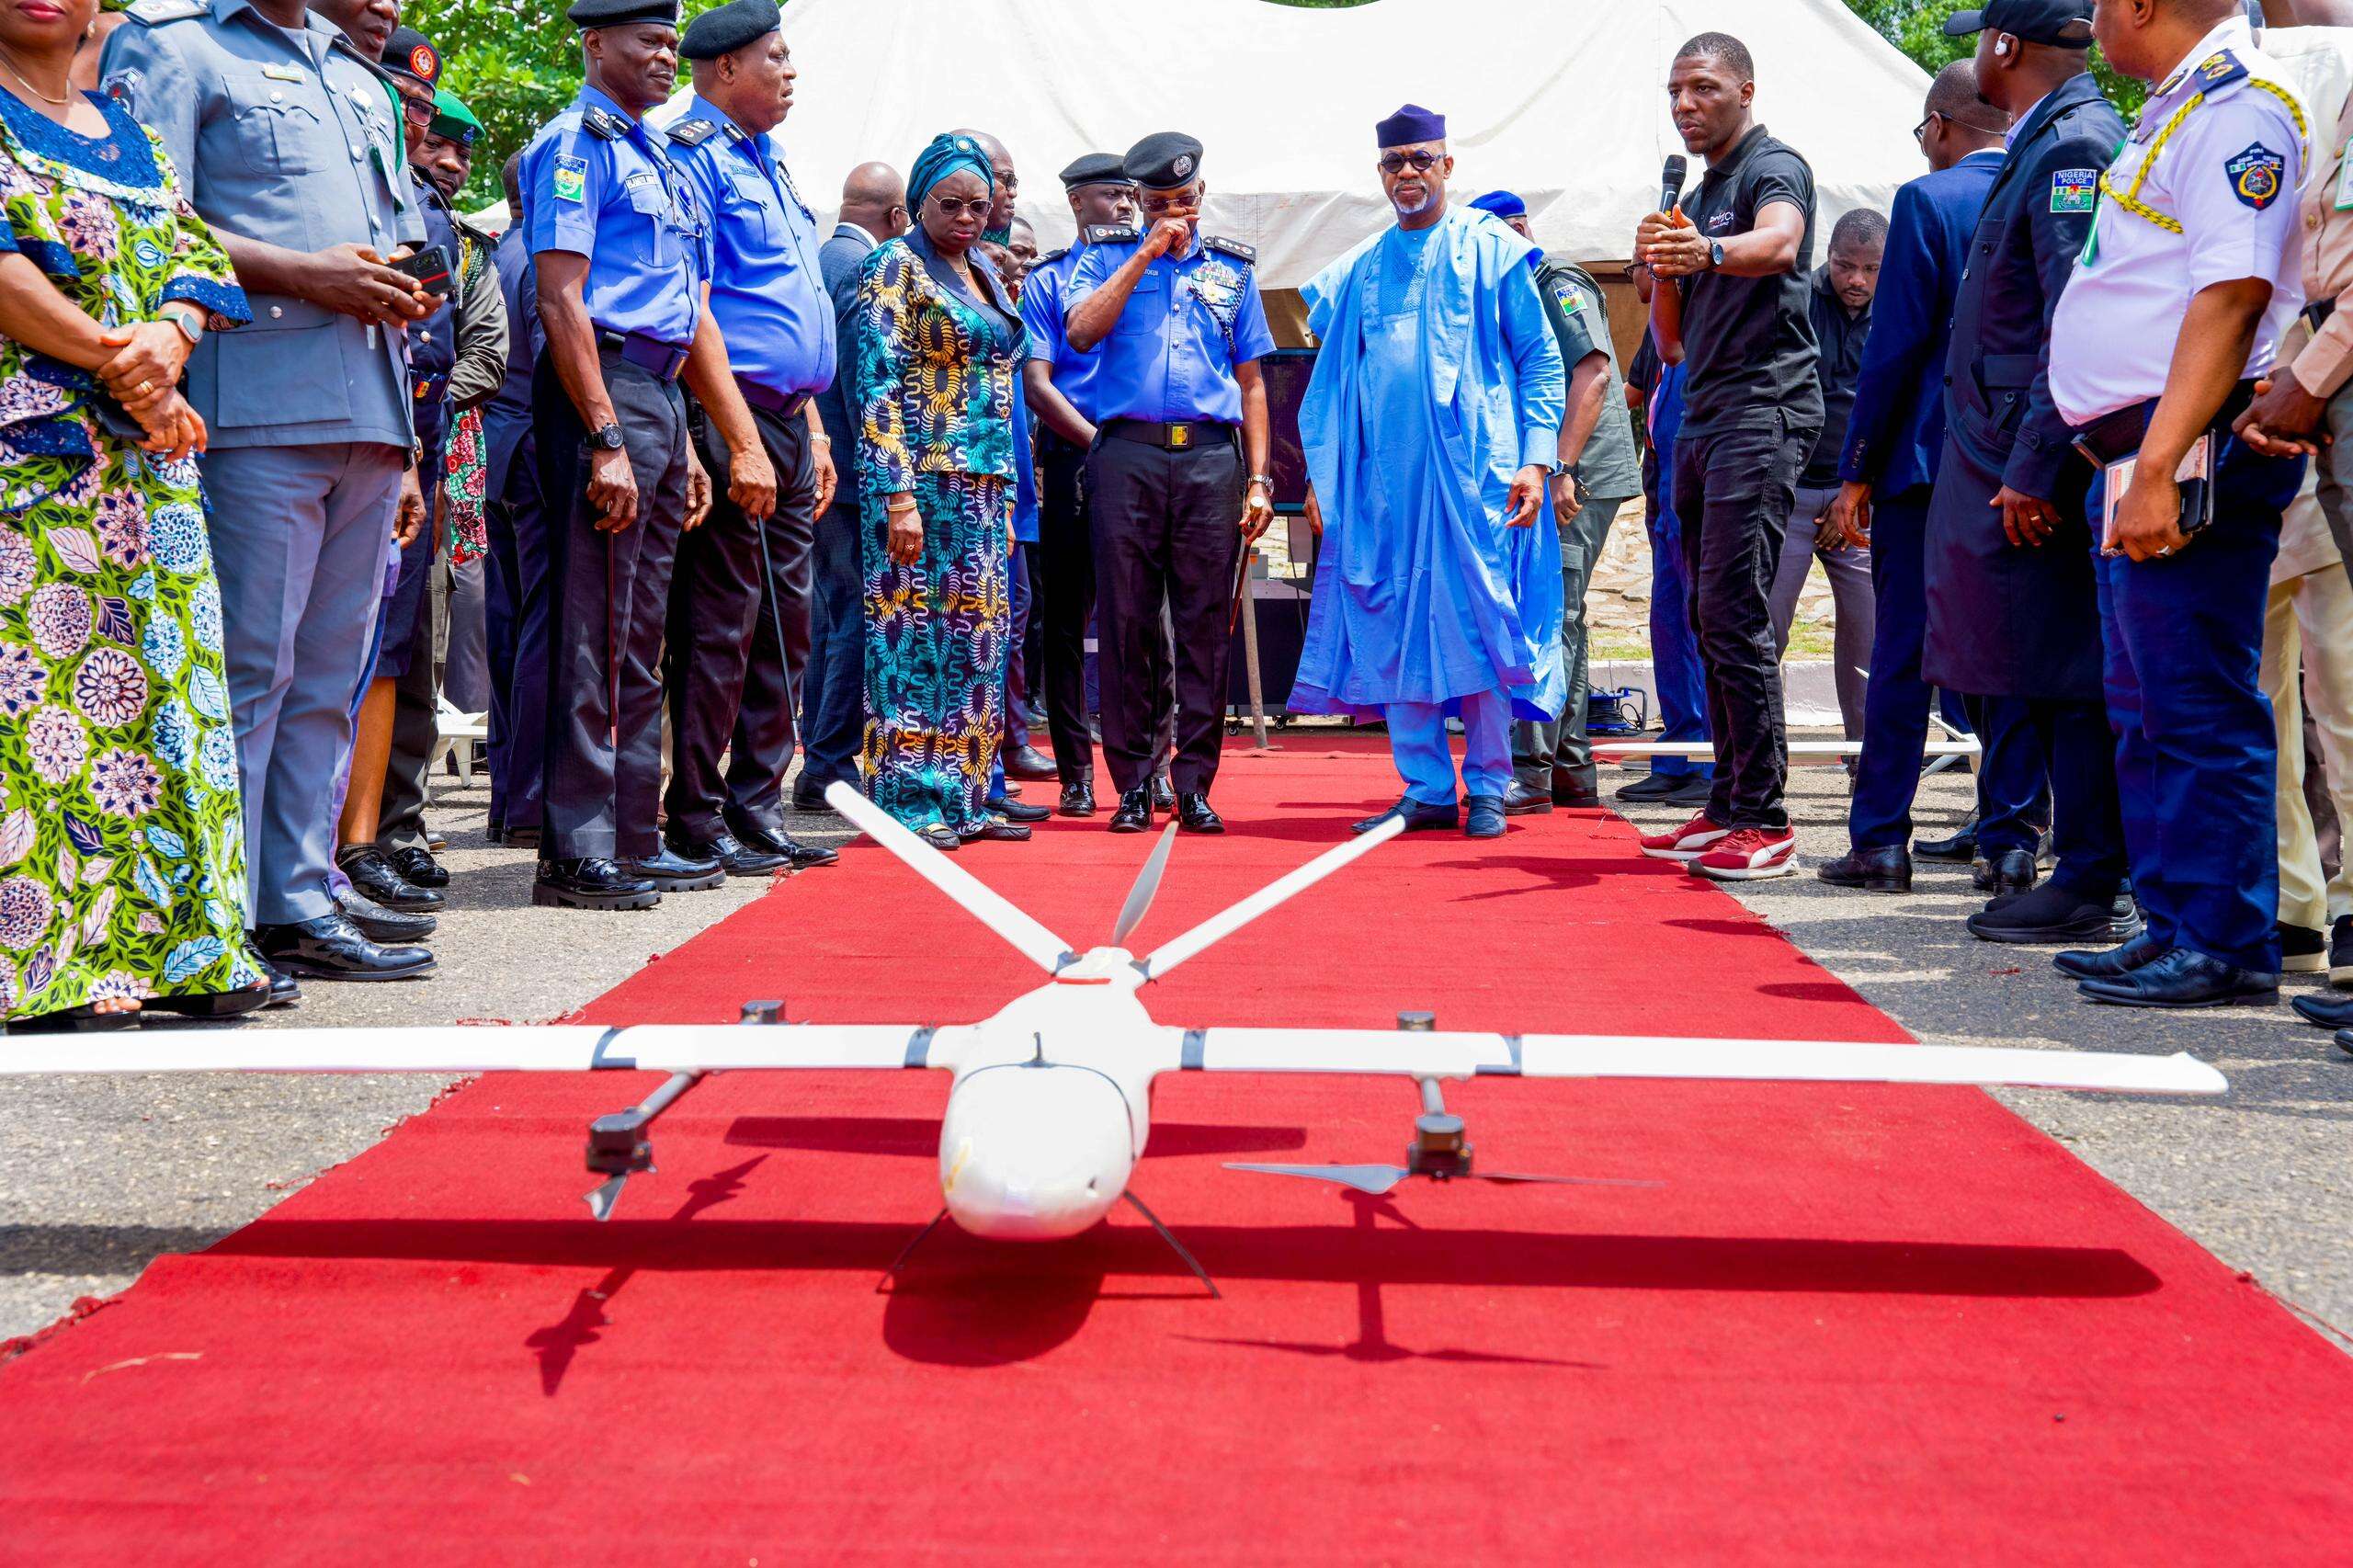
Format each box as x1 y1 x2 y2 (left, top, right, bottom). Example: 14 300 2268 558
1688 825 1799 881
1639 813 1730 862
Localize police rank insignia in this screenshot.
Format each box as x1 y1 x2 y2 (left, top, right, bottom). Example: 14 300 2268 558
2226 142 2286 210
1190 258 1244 323
553 153 588 204
2050 168 2097 214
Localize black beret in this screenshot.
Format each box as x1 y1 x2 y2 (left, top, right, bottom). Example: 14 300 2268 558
1122 131 1203 191
679 0 779 59
1058 153 1132 189
380 26 442 86
565 0 680 30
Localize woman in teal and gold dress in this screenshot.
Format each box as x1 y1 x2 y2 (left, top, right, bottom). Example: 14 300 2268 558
0 0 264 1031
852 133 1029 852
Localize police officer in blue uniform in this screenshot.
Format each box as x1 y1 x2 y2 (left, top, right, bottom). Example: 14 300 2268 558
659 0 839 876
1064 132 1277 834
1915 0 2131 948
521 0 763 910
2046 0 2310 1006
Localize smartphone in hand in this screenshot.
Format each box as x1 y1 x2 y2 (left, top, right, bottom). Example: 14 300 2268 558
390 244 454 298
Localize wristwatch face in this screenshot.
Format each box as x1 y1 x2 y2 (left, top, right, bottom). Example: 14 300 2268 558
1709 240 1724 268
594 424 626 450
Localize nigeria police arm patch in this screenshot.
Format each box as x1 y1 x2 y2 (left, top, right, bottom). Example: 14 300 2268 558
2225 142 2286 210
2051 169 2097 214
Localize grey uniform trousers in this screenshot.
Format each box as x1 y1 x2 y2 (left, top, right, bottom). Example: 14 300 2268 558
1514 492 1631 790
1768 482 1873 741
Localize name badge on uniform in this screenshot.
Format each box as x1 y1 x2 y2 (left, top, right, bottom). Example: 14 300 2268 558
553 153 588 204
2335 141 2353 211
2050 168 2097 214
261 62 304 82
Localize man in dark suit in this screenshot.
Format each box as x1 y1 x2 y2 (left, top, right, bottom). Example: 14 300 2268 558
1921 0 2132 947
794 162 909 811
1818 61 2015 892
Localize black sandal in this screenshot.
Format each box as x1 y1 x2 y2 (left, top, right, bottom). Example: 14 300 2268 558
915 824 961 852
6 1003 141 1035
145 980 271 1021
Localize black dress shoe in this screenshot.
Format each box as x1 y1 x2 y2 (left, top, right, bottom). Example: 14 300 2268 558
987 794 1052 824
2279 922 2327 975
1176 791 1224 834
2330 914 2353 986
244 941 300 1008
334 881 438 943
671 831 788 877
1615 770 1695 803
1974 847 2037 897
1662 775 1716 809
1463 794 1506 839
386 845 449 889
1150 771 1176 811
1058 778 1097 817
1915 814 1978 862
1353 796 1460 835
2077 947 2278 1009
1816 845 1912 892
1001 744 1059 781
1108 788 1153 833
2053 929 2167 982
966 815 1032 842
533 858 661 911
1550 767 1600 809
487 822 540 849
2290 989 2353 1028
628 845 725 892
335 846 442 913
728 817 840 868
256 914 435 981
1966 881 2138 945
1501 779 1554 816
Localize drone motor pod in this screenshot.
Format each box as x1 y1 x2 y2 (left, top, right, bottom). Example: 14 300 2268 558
1399 1012 1473 1181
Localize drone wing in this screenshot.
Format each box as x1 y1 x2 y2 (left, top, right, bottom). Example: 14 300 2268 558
824 779 1076 975
0 1023 972 1076
1139 814 1404 981
1162 1028 2224 1096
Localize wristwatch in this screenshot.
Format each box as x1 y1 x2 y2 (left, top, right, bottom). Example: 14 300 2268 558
1706 240 1725 270
591 422 626 451
1245 472 1274 490
164 310 202 347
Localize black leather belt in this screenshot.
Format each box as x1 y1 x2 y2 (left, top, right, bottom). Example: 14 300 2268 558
597 329 689 383
2068 379 2256 468
1102 417 1235 451
737 377 810 418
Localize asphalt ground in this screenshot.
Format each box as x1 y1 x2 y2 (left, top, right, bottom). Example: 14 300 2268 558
5 744 2348 1354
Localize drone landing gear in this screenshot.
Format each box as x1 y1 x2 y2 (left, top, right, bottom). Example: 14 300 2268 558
582 1000 785 1220
874 1194 1222 1299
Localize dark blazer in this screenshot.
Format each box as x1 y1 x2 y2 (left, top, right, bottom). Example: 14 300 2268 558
1923 74 2125 702
1838 149 2002 499
813 222 879 505
483 223 544 501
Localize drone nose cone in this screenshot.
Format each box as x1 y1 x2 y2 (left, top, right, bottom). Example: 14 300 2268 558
939 1066 1133 1241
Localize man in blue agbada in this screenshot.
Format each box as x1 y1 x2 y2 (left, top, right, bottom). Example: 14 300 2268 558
1290 105 1568 841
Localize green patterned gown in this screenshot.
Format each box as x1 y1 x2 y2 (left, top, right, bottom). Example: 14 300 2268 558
0 85 258 1019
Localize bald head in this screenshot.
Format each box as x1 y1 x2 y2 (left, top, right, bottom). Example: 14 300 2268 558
952 127 1018 233
840 161 907 238
1927 60 2004 130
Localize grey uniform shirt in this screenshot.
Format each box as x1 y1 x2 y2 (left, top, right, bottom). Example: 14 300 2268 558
100 0 423 451
1533 258 1640 502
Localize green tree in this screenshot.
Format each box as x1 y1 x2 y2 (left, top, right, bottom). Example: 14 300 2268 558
1844 0 2143 115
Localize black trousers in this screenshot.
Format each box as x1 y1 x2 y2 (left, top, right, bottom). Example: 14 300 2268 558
665 396 816 839
1085 431 1240 795
1036 431 1173 783
1672 413 1813 832
484 453 548 835
533 351 690 861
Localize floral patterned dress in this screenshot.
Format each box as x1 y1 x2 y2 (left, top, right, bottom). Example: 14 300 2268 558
0 85 256 1019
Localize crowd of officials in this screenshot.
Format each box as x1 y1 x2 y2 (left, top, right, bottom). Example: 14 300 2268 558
2 0 2351 1050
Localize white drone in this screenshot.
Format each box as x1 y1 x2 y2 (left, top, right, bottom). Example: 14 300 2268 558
6 782 2223 1292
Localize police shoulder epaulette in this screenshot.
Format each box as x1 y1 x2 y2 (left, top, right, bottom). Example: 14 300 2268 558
583 106 630 142
2192 49 2249 94
1085 224 1139 244
123 0 207 25
665 118 720 147
1201 235 1256 264
1036 245 1070 266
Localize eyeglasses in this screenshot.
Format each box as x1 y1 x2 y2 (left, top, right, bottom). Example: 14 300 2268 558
401 97 434 129
1378 150 1440 175
927 194 994 217
1912 110 1941 144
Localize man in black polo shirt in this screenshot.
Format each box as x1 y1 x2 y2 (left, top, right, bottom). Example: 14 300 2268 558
1634 30 1821 882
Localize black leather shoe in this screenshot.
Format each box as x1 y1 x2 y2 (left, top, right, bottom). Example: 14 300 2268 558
1550 767 1601 809
1108 788 1153 833
729 816 840 868
671 831 788 877
256 914 435 981
2337 1028 2353 1059
1975 847 2037 898
1501 779 1554 816
965 815 1032 842
2331 914 2353 986
2053 929 2167 982
1150 771 1176 811
987 794 1052 824
1176 791 1224 834
1463 794 1506 839
1915 814 1978 862
386 845 448 889
335 846 441 913
334 881 438 943
628 846 725 892
2290 989 2353 1028
1966 881 2138 945
790 784 833 813
534 858 661 911
2279 922 2327 975
1663 775 1716 809
487 822 540 849
1816 845 1913 892
244 941 300 1008
1002 744 1058 781
1059 778 1097 817
2078 947 2278 1009
1615 770 1693 803
1353 796 1460 835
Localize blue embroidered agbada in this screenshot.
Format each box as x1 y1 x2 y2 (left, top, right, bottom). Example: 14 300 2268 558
1288 208 1567 721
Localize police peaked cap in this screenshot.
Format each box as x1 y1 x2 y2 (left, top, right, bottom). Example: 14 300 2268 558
679 0 780 60
565 0 681 31
1059 153 1133 190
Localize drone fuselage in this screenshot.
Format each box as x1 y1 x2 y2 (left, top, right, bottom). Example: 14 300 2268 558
934 947 1164 1241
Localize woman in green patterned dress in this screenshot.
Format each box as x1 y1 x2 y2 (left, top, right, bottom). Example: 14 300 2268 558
0 0 265 1031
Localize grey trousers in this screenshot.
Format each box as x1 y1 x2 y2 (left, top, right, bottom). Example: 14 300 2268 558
1513 493 1630 789
204 442 403 925
1768 482 1873 740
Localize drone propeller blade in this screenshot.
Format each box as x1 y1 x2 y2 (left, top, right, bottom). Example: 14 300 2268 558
1224 1162 1410 1195
1142 813 1406 980
1472 1172 1663 1188
585 1173 631 1221
823 780 1075 974
1111 823 1179 947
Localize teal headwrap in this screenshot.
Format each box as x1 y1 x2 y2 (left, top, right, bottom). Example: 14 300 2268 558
908 132 995 210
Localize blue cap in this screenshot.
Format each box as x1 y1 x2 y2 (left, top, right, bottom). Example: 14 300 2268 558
1375 103 1446 147
1943 0 2093 47
1468 189 1526 219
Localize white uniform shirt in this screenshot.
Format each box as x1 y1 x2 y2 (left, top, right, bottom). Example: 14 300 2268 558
2049 15 2310 426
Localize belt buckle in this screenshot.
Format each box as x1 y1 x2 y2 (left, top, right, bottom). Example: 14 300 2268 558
1168 423 1192 449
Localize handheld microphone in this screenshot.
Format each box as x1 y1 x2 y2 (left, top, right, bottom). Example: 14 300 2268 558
1660 154 1688 213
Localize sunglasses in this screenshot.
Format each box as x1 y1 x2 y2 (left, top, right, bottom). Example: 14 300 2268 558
928 194 994 217
1379 150 1441 175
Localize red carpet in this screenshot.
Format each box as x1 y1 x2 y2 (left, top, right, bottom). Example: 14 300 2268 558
5 737 2349 1562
